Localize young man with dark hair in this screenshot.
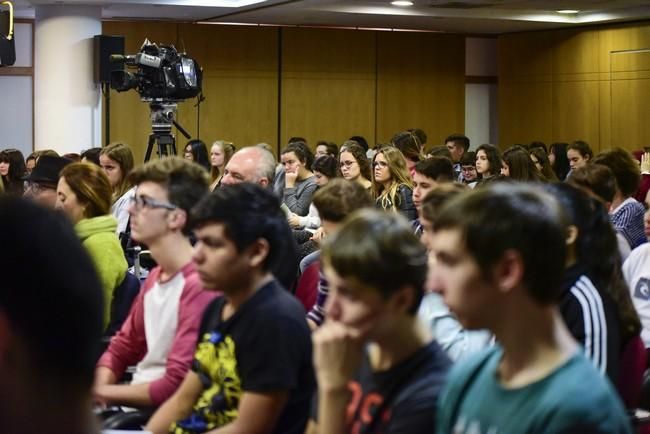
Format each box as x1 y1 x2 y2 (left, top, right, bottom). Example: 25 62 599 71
460 151 478 186
308 209 451 434
305 178 374 329
0 197 105 434
95 157 217 410
146 183 314 434
445 134 470 182
430 184 631 433
412 157 455 215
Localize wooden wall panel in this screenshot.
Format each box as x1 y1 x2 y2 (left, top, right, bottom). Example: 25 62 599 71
611 70 650 149
552 80 600 147
499 31 553 80
280 28 376 149
177 24 278 153
499 81 553 145
499 22 650 153
376 32 465 146
552 29 600 76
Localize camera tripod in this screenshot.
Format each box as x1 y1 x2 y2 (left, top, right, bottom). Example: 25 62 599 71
144 101 191 162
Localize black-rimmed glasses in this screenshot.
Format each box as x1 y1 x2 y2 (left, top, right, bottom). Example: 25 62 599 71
129 195 177 211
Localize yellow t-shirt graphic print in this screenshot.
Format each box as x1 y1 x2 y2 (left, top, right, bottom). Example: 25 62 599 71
171 331 241 434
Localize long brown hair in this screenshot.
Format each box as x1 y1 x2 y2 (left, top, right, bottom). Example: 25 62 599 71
59 163 112 218
100 142 134 202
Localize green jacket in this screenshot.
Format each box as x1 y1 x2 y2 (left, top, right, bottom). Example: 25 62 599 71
76 215 127 327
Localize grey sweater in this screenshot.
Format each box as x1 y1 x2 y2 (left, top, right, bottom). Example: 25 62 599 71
283 176 318 216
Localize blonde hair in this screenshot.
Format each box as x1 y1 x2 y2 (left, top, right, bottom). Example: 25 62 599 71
210 140 236 183
59 162 112 219
372 146 413 211
100 142 135 202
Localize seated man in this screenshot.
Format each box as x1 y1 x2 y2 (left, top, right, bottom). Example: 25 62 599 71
220 145 298 290
0 196 104 434
430 183 632 433
94 157 217 409
418 186 491 362
309 210 452 433
146 183 314 434
305 179 374 329
22 155 72 208
411 157 457 236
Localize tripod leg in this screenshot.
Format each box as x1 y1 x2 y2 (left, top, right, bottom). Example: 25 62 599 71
144 134 156 163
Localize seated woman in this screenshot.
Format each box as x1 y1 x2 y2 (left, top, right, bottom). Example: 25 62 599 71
0 148 26 196
475 143 503 185
289 154 338 233
338 143 372 191
372 146 417 221
183 139 210 172
546 183 641 385
501 145 545 182
391 130 425 178
209 140 235 191
56 162 128 329
99 142 135 238
281 141 318 216
290 155 339 263
529 146 559 182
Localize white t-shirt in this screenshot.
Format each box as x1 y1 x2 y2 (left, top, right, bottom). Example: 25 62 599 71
623 243 650 348
130 271 185 385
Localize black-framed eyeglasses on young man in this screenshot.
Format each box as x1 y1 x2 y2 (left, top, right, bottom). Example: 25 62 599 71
129 195 177 211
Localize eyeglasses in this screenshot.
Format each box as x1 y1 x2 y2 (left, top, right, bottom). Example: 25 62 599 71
340 160 357 168
129 195 177 211
25 181 55 194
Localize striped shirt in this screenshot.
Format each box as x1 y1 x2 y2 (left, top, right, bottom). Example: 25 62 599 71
611 197 647 250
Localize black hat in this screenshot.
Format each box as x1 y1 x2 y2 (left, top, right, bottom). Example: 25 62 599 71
24 155 72 185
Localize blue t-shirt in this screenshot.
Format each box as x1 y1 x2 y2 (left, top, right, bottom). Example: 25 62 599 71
437 346 632 434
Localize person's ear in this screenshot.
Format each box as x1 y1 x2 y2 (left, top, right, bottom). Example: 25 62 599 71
566 225 578 247
246 238 270 269
492 249 524 294
389 285 416 315
259 178 270 187
168 208 187 232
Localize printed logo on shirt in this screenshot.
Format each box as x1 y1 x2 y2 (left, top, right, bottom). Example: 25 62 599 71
171 331 241 434
346 381 392 434
634 278 650 301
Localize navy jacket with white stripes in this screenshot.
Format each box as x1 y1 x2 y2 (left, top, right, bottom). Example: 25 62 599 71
559 265 622 385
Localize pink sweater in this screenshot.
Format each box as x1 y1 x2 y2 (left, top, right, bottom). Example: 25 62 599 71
97 262 217 405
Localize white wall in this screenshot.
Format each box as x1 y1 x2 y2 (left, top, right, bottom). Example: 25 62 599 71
0 22 33 157
464 37 498 149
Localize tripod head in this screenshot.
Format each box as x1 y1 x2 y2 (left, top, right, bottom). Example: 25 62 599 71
144 99 191 162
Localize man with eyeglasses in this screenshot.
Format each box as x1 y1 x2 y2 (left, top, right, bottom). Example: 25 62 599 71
94 157 218 419
460 151 478 187
22 155 71 208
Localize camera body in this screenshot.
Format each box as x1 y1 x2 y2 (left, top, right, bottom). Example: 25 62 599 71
110 39 202 101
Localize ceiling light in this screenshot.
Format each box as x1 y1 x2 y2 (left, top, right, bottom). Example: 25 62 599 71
557 10 579 14
391 1 414 6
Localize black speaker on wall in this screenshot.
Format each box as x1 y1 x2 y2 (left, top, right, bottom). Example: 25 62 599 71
94 34 124 84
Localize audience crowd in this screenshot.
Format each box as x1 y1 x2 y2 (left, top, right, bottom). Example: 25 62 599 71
2 133 650 434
